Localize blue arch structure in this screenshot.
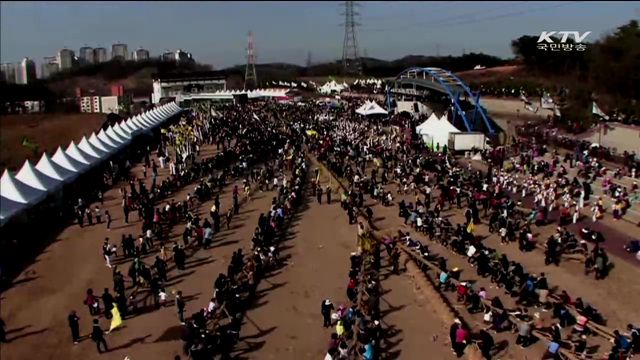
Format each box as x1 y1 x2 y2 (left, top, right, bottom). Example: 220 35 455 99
386 67 495 134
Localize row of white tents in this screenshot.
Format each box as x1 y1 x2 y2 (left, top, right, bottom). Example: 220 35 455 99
416 113 461 147
355 101 388 116
0 102 183 227
180 88 292 101
318 80 350 94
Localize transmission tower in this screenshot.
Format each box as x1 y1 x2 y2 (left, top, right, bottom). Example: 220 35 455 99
306 51 312 68
244 31 257 90
341 1 362 75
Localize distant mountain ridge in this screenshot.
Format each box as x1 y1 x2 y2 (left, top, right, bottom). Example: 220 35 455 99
222 53 511 81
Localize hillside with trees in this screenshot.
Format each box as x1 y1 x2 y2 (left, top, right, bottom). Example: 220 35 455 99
507 20 640 126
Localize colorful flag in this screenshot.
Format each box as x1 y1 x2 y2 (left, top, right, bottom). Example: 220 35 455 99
592 102 610 120
109 307 123 332
22 136 38 150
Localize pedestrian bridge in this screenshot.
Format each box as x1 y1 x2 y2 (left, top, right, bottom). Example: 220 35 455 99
387 67 501 136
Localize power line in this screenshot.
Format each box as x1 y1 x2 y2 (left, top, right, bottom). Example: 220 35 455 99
361 1 457 21
425 1 584 32
362 1 532 33
366 1 583 32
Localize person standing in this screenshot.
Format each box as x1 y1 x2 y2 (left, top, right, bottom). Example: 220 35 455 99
91 319 108 354
477 329 494 360
68 311 80 344
176 291 186 325
321 299 335 328
102 240 113 268
77 207 84 228
123 204 130 224
105 211 112 231
145 228 154 249
86 207 93 226
101 289 114 320
449 319 461 353
326 185 332 204
153 255 168 282
95 206 102 224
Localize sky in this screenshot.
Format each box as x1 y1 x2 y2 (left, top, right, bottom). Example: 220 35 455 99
1 1 639 69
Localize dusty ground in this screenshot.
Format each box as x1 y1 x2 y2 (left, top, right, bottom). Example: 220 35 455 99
0 113 107 172
0 143 453 360
2 130 639 359
479 97 553 127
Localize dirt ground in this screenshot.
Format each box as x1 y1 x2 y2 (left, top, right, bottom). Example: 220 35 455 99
0 143 452 360
2 138 639 360
0 113 107 172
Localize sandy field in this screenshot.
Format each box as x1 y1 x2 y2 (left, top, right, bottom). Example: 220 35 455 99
0 113 107 173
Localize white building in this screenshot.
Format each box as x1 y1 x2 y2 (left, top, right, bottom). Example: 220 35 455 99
40 57 59 79
111 43 128 60
57 49 76 70
80 96 102 113
101 96 120 113
0 63 17 83
93 47 108 63
152 72 226 104
79 46 94 64
17 58 37 84
134 48 150 61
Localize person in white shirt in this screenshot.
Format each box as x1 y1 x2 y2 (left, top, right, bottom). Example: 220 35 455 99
145 229 153 249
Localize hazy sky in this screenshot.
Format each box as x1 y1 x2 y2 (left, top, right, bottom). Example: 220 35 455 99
1 1 638 68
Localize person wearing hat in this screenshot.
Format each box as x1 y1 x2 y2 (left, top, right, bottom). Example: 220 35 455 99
321 299 335 328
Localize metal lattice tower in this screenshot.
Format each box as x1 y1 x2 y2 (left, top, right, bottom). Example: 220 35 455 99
244 31 257 90
341 1 361 75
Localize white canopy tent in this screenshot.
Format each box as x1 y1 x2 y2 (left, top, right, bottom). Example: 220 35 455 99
318 80 348 94
106 126 128 146
131 117 146 130
416 113 460 148
1 101 183 226
141 113 157 128
78 136 108 160
416 113 440 135
16 160 63 192
89 132 115 154
36 152 77 182
151 108 164 119
113 123 132 140
0 196 27 226
356 101 388 116
1 169 47 205
120 120 135 134
66 141 95 168
97 129 119 150
52 146 85 173
149 110 163 122
138 113 152 128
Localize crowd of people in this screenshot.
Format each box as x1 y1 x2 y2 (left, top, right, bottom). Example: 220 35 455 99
289 100 638 360
5 96 639 360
